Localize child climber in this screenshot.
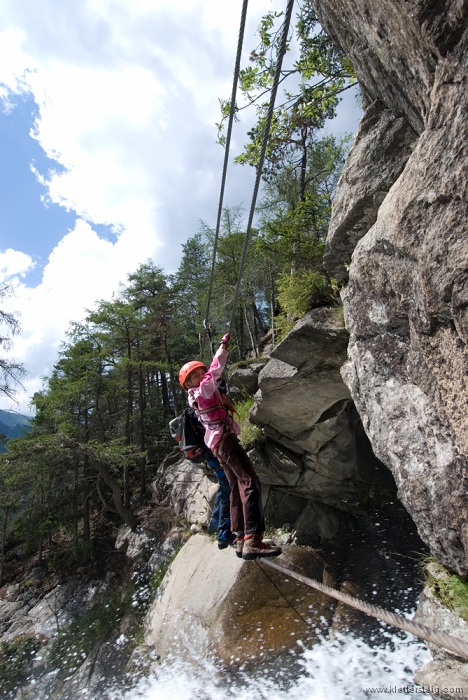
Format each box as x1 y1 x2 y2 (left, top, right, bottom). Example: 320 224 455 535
179 333 281 560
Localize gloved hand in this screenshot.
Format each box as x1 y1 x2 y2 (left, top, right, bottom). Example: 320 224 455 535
221 332 230 347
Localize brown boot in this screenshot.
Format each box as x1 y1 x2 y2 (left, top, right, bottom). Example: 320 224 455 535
235 537 244 559
242 534 282 560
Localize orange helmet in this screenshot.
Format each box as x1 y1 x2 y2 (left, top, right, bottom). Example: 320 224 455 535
179 361 207 388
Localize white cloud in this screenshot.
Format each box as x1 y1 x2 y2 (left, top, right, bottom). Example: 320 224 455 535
1 217 158 412
0 248 35 281
0 0 362 414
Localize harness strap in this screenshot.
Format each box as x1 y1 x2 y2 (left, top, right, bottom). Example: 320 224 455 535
197 403 224 415
194 400 232 432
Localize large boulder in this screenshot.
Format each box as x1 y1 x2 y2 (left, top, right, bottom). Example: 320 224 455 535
311 0 468 574
250 308 389 516
143 533 336 665
229 367 260 395
154 458 217 528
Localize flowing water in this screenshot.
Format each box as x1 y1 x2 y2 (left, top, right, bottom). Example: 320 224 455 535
111 628 432 700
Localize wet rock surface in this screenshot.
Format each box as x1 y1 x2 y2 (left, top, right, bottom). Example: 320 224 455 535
144 507 427 669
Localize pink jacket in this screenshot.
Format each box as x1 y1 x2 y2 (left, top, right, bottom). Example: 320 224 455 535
187 347 240 450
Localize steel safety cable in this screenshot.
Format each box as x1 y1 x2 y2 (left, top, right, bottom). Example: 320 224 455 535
201 0 249 360
229 0 295 331
263 559 468 660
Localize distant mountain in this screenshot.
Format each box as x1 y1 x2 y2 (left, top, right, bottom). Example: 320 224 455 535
0 410 31 451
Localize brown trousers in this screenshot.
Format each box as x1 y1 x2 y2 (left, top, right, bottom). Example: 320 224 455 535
213 432 265 536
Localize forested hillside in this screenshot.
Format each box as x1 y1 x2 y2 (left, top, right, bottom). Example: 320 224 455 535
0 410 30 452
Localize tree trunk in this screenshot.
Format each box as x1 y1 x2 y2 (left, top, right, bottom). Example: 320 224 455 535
97 477 119 514
72 458 79 562
138 366 146 495
82 454 91 564
160 370 169 411
239 311 245 359
0 507 9 587
270 271 276 348
243 302 258 357
96 462 138 529
124 334 133 509
290 129 308 277
161 331 180 415
251 301 266 339
38 534 43 568
82 411 91 563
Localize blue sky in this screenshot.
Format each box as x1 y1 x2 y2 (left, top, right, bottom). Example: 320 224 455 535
0 94 75 286
0 93 118 287
0 0 362 414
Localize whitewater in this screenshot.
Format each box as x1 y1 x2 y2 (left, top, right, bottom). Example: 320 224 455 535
110 628 432 700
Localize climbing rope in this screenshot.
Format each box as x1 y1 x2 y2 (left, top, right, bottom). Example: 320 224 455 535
202 0 249 360
229 0 295 331
263 559 468 660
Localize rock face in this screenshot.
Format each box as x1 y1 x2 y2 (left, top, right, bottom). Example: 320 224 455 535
250 307 394 543
153 458 218 528
312 0 468 574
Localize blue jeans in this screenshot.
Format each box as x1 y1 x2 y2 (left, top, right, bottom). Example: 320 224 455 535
208 469 232 543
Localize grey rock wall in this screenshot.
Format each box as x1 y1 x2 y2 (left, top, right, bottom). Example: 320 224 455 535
249 307 394 543
312 0 468 574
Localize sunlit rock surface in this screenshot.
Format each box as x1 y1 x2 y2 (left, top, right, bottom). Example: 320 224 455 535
144 512 426 669
154 458 217 528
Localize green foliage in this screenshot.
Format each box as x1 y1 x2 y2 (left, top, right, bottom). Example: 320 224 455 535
423 557 468 622
275 269 334 340
0 283 26 401
236 397 264 449
0 634 41 696
218 0 356 177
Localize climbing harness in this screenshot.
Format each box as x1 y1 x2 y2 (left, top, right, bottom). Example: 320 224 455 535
263 559 468 661
202 0 249 360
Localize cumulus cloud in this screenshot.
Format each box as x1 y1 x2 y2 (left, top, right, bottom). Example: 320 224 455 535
0 248 35 281
0 0 268 267
2 217 157 411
